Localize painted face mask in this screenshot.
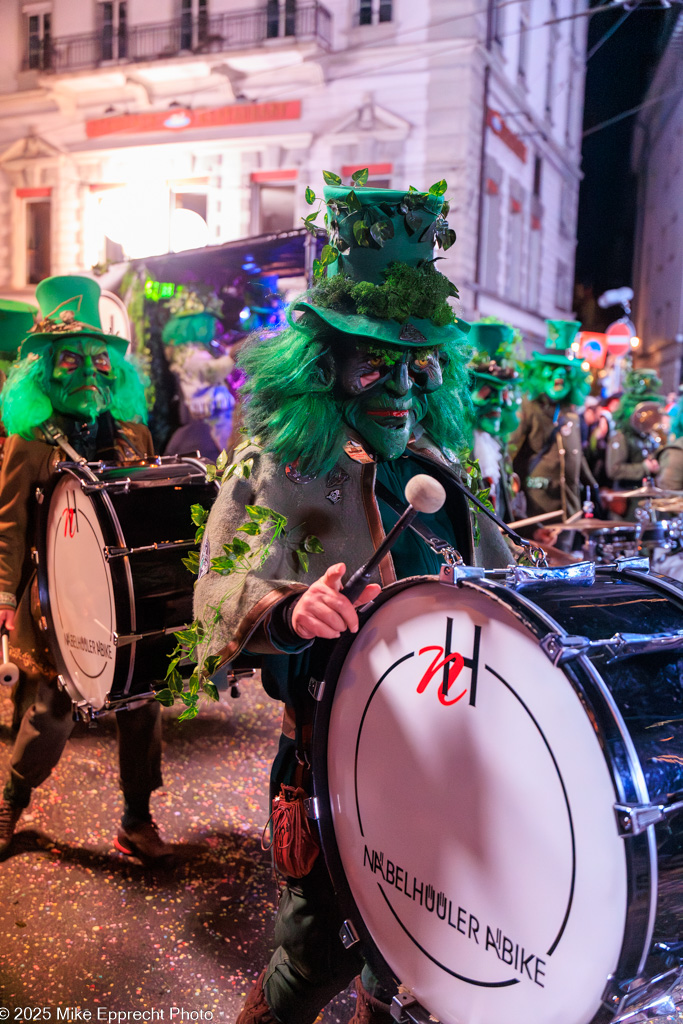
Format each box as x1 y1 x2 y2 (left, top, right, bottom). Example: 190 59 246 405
539 363 571 402
472 380 516 437
337 342 444 460
48 336 115 421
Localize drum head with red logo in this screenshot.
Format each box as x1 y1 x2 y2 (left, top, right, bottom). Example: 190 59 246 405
317 578 628 1024
44 474 117 709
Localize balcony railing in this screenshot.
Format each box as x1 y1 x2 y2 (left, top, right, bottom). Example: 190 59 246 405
23 3 332 73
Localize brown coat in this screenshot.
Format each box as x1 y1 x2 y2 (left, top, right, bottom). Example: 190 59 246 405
509 396 596 519
194 432 513 669
656 437 683 492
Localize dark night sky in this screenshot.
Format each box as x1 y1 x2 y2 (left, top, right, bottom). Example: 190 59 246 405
575 1 678 321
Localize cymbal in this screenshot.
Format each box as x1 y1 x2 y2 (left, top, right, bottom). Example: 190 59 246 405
602 485 683 500
651 498 683 513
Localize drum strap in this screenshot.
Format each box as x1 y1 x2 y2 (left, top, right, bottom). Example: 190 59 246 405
375 480 460 559
39 421 89 466
376 478 545 565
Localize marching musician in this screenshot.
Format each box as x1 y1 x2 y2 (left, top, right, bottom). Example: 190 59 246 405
161 293 235 462
509 321 596 543
0 275 173 865
467 319 524 522
194 178 511 1024
605 368 665 514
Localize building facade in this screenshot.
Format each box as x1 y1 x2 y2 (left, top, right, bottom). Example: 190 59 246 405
0 0 587 337
632 12 683 391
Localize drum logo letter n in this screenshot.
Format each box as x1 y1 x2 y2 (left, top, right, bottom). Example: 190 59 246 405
416 618 481 707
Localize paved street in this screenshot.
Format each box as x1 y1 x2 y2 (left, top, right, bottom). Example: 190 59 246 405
2 679 683 1024
0 681 353 1023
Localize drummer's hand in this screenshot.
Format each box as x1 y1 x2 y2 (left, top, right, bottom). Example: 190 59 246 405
532 527 556 545
644 458 660 475
291 563 381 640
0 607 15 632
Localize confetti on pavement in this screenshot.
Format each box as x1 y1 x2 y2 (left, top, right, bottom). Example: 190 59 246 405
5 680 679 1024
0 681 354 1022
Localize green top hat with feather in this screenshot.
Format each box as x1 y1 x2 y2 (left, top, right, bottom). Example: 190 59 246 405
19 275 128 358
0 300 38 355
293 172 469 347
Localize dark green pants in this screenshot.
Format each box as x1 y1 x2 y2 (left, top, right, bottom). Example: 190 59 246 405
262 857 396 1024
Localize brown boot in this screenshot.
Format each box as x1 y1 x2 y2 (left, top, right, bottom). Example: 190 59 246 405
348 977 394 1024
115 820 175 866
235 970 279 1024
0 799 23 856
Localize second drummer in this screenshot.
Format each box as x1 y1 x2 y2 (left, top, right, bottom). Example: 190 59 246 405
0 275 173 865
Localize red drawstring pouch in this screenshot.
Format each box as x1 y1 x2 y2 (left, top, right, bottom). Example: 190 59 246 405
262 784 320 878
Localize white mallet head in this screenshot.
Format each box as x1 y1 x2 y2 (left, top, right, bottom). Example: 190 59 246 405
404 474 447 514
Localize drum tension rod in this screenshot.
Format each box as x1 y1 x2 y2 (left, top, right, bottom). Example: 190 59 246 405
80 478 131 494
105 539 195 560
113 625 188 647
615 799 683 837
540 630 683 666
390 993 434 1024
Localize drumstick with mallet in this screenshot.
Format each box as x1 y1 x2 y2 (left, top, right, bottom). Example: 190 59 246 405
0 626 19 688
340 474 446 603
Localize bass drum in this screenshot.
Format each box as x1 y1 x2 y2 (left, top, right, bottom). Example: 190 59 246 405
37 455 217 717
312 565 683 1024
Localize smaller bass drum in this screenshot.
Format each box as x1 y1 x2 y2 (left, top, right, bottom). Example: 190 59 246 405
37 455 217 716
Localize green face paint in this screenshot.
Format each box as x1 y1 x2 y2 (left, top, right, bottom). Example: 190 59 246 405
48 336 115 421
338 342 444 459
471 380 514 437
539 363 572 402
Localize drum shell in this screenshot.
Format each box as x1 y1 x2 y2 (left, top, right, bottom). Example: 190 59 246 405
520 568 683 948
312 568 683 1024
37 458 217 709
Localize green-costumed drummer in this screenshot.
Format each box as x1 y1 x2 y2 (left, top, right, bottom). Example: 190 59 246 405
605 366 665 491
467 320 524 522
194 175 512 1024
0 276 173 864
509 320 597 536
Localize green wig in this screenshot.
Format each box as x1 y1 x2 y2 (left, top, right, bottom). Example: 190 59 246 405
238 310 473 476
0 346 149 439
612 367 664 434
522 357 591 408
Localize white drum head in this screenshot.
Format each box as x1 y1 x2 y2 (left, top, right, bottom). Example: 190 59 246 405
326 580 628 1024
45 475 117 709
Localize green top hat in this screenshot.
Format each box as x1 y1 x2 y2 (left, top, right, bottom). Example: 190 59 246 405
292 181 469 347
19 275 128 358
530 319 582 368
468 321 518 387
162 311 221 347
0 300 38 354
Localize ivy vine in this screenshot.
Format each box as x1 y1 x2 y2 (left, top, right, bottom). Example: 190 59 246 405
158 436 324 720
301 169 456 280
